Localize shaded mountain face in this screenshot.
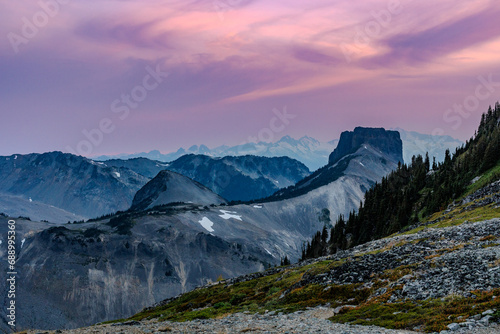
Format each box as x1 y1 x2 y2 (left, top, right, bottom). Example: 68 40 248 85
103 158 169 178
131 170 226 211
166 155 311 202
329 127 403 165
0 152 148 220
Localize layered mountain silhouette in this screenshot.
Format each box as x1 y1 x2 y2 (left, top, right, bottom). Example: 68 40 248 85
0 127 404 330
94 129 461 171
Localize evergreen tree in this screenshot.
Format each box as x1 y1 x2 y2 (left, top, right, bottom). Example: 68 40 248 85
300 103 500 261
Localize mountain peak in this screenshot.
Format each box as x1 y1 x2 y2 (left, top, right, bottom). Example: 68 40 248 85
277 135 298 145
130 170 225 211
328 127 403 165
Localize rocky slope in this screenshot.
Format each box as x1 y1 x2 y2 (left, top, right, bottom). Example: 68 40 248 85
0 205 275 331
121 179 500 333
328 127 402 165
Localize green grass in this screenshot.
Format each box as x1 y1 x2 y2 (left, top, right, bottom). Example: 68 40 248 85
464 161 500 197
396 202 500 236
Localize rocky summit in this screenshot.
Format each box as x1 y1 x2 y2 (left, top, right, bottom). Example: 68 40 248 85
329 127 403 165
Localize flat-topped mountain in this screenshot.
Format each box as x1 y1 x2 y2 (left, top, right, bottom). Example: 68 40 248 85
329 127 403 165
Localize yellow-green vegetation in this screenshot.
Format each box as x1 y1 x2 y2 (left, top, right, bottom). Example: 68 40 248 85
464 161 500 197
378 264 417 282
331 288 500 332
355 239 409 257
397 202 500 236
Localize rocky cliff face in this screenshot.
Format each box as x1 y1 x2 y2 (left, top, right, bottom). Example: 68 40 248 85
329 127 403 165
131 170 226 211
0 207 273 331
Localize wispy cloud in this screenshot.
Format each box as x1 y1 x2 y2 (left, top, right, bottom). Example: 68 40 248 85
1 0 500 156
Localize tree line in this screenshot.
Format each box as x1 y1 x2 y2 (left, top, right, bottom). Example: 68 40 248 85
301 103 500 261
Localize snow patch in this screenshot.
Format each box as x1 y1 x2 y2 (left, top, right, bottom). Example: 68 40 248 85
113 172 121 178
359 162 365 167
264 248 276 258
219 210 242 221
14 155 17 160
0 240 2 245
253 205 263 209
21 238 25 248
471 176 481 184
198 217 215 232
29 197 33 202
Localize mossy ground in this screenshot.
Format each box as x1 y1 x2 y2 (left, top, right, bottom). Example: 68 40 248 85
464 161 500 197
397 201 500 236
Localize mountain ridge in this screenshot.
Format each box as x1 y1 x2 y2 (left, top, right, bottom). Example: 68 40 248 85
92 129 461 171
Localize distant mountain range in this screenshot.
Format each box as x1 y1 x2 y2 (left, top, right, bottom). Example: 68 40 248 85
95 136 336 171
3 127 405 330
93 129 462 171
0 152 148 220
0 153 310 222
104 155 311 202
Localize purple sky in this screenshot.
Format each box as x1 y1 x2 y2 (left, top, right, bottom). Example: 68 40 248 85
2 0 500 156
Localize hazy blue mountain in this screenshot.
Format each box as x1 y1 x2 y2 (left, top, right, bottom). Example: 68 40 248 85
165 155 311 202
0 152 149 221
393 128 463 164
93 130 461 171
94 136 337 171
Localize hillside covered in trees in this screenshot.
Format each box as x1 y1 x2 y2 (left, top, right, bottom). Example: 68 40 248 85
302 103 500 260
